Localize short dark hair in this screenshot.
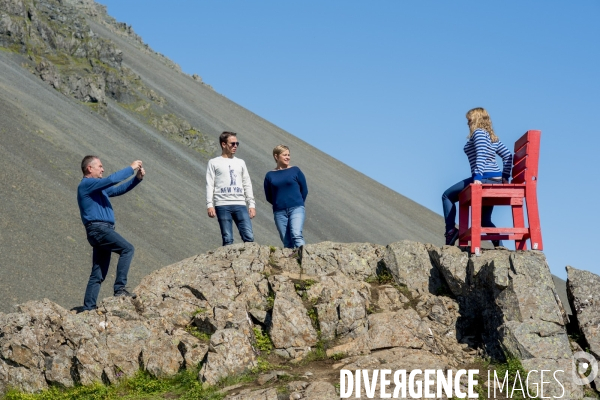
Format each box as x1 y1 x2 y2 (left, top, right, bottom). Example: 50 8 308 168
81 155 98 174
219 131 237 145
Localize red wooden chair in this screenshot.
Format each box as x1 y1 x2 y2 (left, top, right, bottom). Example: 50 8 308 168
458 130 542 255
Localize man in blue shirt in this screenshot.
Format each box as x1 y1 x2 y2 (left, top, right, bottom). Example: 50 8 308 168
77 155 145 311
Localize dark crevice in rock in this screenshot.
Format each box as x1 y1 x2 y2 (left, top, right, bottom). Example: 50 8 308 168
192 316 217 335
264 311 274 329
198 352 209 378
508 255 520 276
427 249 452 297
371 346 401 353
137 350 144 371
70 356 81 385
181 286 206 301
224 321 236 329
307 306 320 333
101 370 110 385
455 285 502 360
375 259 388 276
43 374 53 389
177 341 187 370
248 311 271 328
0 355 27 369
565 288 589 353
232 291 245 303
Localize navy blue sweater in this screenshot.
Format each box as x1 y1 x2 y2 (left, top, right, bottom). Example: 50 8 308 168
263 166 308 211
77 166 141 225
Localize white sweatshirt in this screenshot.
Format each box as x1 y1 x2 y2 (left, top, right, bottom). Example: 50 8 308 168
206 156 255 208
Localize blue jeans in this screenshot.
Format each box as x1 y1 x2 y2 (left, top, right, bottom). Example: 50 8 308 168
83 223 134 310
442 178 500 232
273 206 306 249
215 205 254 246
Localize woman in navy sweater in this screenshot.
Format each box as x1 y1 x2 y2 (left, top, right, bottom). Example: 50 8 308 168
264 145 308 249
442 107 512 246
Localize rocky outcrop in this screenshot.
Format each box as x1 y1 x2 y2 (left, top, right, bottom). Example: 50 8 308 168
200 328 257 385
567 265 600 390
0 0 217 156
434 245 470 296
451 249 581 398
466 251 569 356
300 241 384 280
0 0 123 101
60 0 183 72
306 273 370 341
0 297 204 394
268 276 318 359
568 266 600 357
384 240 444 294
0 241 588 397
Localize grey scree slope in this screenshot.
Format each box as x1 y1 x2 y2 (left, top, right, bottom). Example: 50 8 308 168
0 16 444 313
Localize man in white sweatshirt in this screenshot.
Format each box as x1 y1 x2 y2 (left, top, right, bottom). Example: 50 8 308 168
206 131 256 245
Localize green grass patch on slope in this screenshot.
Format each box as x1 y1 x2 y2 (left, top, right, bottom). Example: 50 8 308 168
2 369 223 400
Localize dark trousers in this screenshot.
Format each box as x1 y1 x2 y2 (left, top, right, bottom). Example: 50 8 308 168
442 177 499 232
215 205 254 246
83 222 134 310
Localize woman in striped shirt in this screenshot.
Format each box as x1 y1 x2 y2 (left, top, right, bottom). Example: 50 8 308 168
442 107 512 246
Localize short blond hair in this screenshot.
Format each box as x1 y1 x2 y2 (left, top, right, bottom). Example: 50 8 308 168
272 145 289 161
466 107 498 142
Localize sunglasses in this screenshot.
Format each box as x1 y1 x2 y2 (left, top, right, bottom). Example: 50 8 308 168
228 142 240 147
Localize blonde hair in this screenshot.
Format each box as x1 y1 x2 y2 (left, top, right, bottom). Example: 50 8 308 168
466 107 498 143
272 145 289 162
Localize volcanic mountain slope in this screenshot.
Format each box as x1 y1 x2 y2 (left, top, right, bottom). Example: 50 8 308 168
0 0 444 312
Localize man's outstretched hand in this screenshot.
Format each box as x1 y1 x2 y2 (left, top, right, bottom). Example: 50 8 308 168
136 167 145 180
131 160 143 171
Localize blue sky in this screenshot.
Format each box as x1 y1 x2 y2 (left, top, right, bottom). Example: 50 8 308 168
97 0 599 279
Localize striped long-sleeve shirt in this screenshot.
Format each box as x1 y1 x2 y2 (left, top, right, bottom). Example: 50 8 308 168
464 129 512 181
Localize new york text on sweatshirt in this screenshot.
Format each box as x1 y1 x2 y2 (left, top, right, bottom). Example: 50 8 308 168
206 156 255 208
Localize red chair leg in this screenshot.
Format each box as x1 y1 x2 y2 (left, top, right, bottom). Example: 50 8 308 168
470 185 482 255
459 197 469 247
511 204 527 251
525 188 543 250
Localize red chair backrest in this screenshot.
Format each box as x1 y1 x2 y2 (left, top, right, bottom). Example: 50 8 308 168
511 130 541 184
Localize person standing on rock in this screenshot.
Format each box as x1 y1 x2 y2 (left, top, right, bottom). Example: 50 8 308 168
206 131 255 246
77 156 145 311
442 107 512 246
263 145 308 249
